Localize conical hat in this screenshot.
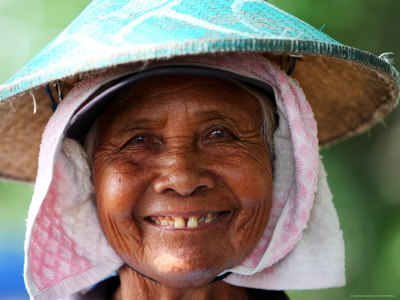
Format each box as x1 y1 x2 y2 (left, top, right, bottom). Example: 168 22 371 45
0 0 399 182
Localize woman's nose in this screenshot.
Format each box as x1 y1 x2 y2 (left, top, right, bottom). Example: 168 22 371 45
152 152 216 196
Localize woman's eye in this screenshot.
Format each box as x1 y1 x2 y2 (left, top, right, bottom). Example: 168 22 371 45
127 134 157 147
211 129 228 138
207 127 237 141
131 135 148 144
126 134 161 151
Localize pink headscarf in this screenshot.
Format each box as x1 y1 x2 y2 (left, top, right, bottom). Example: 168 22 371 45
24 53 345 299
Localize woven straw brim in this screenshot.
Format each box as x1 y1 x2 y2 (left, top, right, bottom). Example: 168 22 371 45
0 45 399 183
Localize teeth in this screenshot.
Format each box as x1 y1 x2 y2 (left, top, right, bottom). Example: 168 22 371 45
160 216 168 226
153 213 219 228
168 216 175 226
205 213 213 223
187 216 198 228
174 217 185 229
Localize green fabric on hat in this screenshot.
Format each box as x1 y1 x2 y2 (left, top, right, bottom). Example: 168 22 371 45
1 0 396 101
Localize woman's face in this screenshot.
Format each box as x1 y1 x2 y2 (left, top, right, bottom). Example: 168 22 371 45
92 75 273 288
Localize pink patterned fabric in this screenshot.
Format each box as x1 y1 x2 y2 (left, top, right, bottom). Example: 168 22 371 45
30 166 92 290
24 53 344 299
24 71 125 299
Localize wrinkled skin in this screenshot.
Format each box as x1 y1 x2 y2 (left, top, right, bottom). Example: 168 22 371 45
92 75 273 299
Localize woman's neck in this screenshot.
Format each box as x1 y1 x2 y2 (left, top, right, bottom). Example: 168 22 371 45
114 266 250 300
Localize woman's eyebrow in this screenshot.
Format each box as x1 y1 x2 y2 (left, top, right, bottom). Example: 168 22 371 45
121 119 166 132
194 110 242 122
195 110 260 134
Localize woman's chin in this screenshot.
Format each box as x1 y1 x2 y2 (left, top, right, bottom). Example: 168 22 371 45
153 268 218 288
132 253 225 288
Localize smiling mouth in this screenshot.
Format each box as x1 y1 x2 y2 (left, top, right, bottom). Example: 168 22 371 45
146 212 228 229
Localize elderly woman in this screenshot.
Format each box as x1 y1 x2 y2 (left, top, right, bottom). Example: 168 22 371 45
0 0 399 299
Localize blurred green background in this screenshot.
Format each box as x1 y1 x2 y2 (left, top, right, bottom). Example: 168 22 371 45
0 0 399 299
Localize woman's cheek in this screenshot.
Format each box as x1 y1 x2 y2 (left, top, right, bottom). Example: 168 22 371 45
213 148 272 203
215 152 272 254
97 167 132 215
96 160 150 214
94 161 151 258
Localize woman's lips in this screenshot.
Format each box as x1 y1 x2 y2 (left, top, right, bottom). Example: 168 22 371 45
145 211 228 229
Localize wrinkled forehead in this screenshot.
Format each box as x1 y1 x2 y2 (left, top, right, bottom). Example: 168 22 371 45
66 66 274 141
100 74 262 121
